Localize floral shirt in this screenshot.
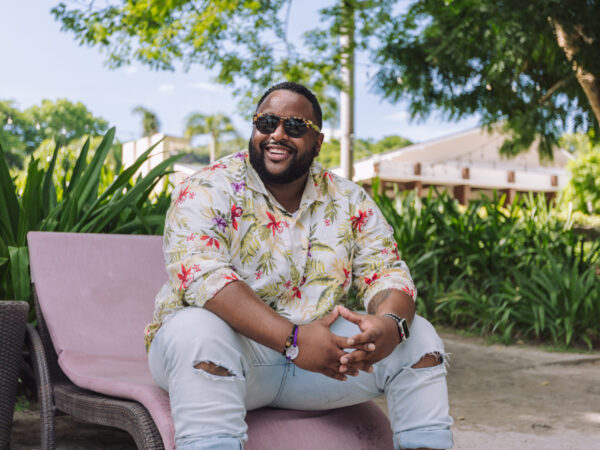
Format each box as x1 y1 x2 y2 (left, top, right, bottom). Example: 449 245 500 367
144 151 416 350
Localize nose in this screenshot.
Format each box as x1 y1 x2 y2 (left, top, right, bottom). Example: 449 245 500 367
270 119 289 140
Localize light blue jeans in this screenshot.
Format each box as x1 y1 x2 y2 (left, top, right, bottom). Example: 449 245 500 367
148 307 453 449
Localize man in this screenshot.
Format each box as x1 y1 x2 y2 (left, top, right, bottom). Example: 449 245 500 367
146 81 453 449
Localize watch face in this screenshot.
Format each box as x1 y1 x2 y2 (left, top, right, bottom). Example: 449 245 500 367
285 344 299 360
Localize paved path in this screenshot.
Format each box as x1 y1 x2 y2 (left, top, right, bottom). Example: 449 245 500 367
11 329 600 449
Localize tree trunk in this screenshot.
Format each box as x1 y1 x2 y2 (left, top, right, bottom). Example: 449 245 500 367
209 136 216 164
340 0 355 180
553 20 600 126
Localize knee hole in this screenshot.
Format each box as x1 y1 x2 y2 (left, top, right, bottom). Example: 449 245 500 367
194 361 234 377
411 352 442 369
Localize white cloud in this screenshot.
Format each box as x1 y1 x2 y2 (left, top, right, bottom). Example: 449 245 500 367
387 111 411 121
186 82 225 92
159 83 175 93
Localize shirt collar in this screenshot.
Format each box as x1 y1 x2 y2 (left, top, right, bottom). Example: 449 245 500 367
244 152 329 210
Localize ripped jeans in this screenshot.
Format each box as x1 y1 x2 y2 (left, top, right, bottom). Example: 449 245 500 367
148 307 453 449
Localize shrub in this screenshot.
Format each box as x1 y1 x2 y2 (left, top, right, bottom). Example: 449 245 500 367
372 180 600 349
0 127 182 309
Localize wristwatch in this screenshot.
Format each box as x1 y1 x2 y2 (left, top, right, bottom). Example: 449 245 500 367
382 313 410 344
283 324 299 360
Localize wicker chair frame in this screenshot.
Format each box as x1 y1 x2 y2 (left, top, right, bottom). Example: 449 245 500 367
25 290 164 450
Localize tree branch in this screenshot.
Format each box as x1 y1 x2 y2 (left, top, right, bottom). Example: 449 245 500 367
538 74 573 105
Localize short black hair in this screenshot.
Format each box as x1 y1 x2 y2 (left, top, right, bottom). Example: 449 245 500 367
256 81 323 128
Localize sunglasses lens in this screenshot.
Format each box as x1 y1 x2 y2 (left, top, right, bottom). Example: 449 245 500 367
255 115 280 134
283 118 308 138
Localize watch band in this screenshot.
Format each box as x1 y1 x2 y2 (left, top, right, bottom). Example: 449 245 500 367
283 324 299 360
382 313 410 343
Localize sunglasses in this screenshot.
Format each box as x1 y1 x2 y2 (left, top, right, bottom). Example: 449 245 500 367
252 113 321 138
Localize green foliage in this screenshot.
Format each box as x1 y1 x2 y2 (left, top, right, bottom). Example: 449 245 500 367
374 0 600 159
372 181 600 349
0 128 182 308
132 106 161 137
185 112 239 163
319 134 412 168
50 0 397 121
562 144 600 215
0 99 110 169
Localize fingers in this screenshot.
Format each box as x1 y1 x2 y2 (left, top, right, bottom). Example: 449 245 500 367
346 330 375 347
324 368 347 381
321 305 341 327
337 305 364 325
340 349 371 366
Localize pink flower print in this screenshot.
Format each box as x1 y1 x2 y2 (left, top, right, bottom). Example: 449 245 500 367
231 204 243 230
392 243 400 260
186 233 197 242
324 218 331 227
200 235 220 249
292 286 302 299
231 181 245 193
192 264 202 273
234 151 246 160
350 210 368 232
255 270 263 280
175 186 195 206
323 171 334 182
212 215 227 232
381 248 389 255
224 273 239 282
209 163 227 171
299 276 307 287
284 280 292 289
401 286 415 299
177 264 193 290
364 272 379 286
343 268 351 287
266 211 284 236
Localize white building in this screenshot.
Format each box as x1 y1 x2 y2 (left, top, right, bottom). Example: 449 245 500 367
332 126 573 204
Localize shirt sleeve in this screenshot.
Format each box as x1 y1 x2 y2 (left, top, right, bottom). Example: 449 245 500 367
162 174 241 308
350 192 417 312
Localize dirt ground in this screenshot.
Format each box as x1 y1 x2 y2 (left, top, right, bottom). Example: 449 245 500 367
10 328 600 449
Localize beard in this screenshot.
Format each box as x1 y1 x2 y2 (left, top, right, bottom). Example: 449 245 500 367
248 138 318 185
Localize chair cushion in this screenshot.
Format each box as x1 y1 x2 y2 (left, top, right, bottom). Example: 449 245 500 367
28 232 394 449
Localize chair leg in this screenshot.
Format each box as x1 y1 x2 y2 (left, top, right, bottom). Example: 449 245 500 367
25 325 56 450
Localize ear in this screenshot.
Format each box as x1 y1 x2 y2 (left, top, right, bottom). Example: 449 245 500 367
315 132 325 156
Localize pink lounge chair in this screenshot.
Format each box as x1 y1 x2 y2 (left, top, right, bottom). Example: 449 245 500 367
26 231 394 449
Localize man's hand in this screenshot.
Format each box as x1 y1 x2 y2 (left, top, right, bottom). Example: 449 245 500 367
337 305 400 374
293 306 358 381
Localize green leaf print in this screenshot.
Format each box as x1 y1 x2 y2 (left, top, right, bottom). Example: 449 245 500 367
256 251 275 275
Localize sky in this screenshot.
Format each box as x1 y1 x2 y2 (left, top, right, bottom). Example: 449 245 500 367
1 1 479 146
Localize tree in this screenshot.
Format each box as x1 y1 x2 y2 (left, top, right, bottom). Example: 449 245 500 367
184 113 239 164
560 134 600 215
132 106 160 137
373 0 600 160
319 134 411 168
0 99 109 169
51 0 397 178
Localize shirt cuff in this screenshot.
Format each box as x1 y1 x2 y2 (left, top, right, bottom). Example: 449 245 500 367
185 267 241 307
362 271 417 312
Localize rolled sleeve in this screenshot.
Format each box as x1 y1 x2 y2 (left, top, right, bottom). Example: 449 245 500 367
351 195 417 311
163 177 240 308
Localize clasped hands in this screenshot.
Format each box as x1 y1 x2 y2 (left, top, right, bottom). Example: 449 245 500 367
293 305 400 381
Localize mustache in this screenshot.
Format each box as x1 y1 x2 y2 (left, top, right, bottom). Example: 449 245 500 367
260 140 296 152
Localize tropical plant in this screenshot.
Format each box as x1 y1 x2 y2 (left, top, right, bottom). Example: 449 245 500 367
0 127 182 309
184 113 239 164
1 99 110 169
372 180 600 349
132 106 161 137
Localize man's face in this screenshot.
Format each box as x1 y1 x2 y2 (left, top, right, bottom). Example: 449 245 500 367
249 90 324 185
